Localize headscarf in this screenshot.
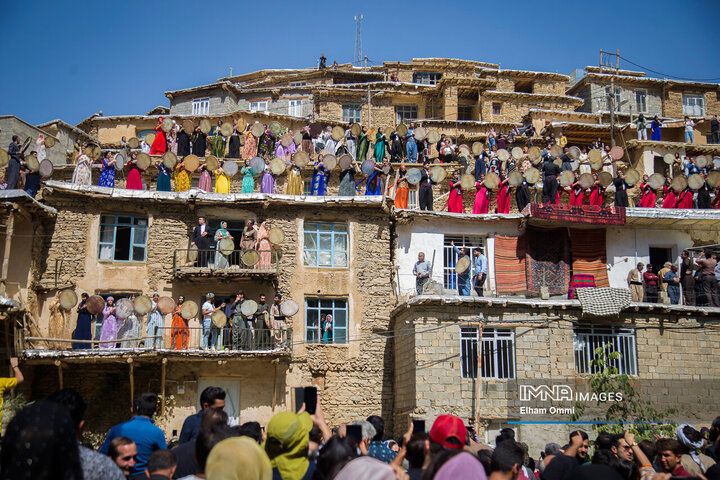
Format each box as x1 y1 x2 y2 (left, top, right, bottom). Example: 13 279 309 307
334 456 395 480
206 437 272 480
106 296 114 303
263 411 312 480
434 452 488 480
677 424 706 470
217 221 229 237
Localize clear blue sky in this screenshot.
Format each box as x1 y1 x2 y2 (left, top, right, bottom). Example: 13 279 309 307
1 0 718 126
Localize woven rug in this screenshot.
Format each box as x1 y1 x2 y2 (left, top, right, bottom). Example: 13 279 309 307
568 274 596 299
525 227 570 294
576 287 632 316
570 228 609 287
494 235 527 294
530 204 626 226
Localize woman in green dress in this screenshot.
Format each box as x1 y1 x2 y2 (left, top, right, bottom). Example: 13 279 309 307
212 121 226 158
241 159 255 193
214 221 233 269
357 126 369 163
373 127 387 163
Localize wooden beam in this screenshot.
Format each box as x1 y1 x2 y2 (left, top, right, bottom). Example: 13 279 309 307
0 210 15 296
160 358 167 417
271 358 279 412
54 360 63 389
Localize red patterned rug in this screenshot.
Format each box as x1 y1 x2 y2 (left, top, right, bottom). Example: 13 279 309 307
529 204 626 226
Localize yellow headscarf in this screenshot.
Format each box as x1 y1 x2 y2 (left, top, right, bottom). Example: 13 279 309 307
263 411 313 480
205 436 272 480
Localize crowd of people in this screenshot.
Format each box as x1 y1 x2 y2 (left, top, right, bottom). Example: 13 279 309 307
3 382 720 480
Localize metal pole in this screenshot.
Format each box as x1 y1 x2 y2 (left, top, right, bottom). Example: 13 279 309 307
610 76 616 147
367 85 371 127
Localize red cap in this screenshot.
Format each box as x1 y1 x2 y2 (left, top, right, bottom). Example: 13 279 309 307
429 415 466 449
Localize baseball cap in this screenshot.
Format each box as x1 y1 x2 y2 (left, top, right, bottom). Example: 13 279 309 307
429 415 466 449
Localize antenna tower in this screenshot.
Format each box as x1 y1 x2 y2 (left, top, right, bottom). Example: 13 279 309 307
354 14 363 66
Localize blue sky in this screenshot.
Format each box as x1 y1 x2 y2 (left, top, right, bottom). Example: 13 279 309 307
1 0 718 125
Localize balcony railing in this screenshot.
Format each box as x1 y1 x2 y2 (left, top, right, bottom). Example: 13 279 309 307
173 249 280 277
20 326 292 355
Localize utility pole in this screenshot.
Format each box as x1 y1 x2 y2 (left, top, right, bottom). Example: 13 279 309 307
367 84 371 127
354 14 363 66
601 49 620 147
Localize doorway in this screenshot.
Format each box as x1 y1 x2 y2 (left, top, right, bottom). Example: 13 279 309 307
653 156 668 176
649 247 671 274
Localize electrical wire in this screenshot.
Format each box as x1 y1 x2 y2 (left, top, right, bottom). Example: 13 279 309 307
618 54 720 82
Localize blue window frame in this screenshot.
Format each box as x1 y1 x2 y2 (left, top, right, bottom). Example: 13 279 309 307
305 298 347 344
98 214 148 262
303 222 348 268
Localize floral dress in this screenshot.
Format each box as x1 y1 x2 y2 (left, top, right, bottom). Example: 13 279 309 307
72 154 92 186
242 133 257 160
241 166 255 193
98 157 116 187
174 164 191 192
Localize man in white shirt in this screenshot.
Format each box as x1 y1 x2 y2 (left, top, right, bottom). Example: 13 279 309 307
684 116 695 144
201 293 225 350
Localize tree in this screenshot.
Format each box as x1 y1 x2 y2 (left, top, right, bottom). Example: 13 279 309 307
570 343 676 440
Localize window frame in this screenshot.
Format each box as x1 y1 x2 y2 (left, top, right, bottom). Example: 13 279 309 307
460 327 516 379
288 99 303 117
412 72 442 85
635 89 647 113
682 94 705 116
191 97 210 115
98 214 148 262
574 326 637 376
492 103 502 115
604 86 622 112
458 105 474 121
342 104 362 124
395 105 418 125
250 100 269 113
304 297 348 344
303 222 349 268
443 235 485 289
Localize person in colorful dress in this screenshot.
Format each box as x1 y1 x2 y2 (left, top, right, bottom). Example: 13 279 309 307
155 161 172 192
145 293 164 349
286 160 303 195
373 128 388 162
447 172 464 213
98 151 117 187
241 159 255 193
126 153 143 190
174 161 191 192
257 126 276 159
394 165 409 209
256 221 272 269
71 293 92 350
496 174 511 214
71 146 93 186
149 118 167 155
260 160 276 194
214 163 230 194
212 121 226 158
356 126 369 164
214 221 233 270
198 164 212 192
472 176 489 214
311 157 328 195
99 297 119 348
171 295 189 350
242 126 258 160
321 314 333 344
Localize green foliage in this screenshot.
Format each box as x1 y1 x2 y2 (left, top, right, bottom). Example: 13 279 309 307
570 343 676 440
1 393 30 436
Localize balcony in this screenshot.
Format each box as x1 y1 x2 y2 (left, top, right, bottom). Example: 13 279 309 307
173 249 280 278
19 325 293 361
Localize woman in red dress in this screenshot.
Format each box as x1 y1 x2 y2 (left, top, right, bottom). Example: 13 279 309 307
662 179 677 209
568 175 585 206
675 187 693 209
472 176 489 214
447 172 464 213
588 177 604 207
149 118 167 155
496 175 511 214
638 176 656 207
126 153 143 190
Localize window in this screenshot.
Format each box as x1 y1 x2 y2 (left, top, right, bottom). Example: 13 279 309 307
635 90 647 113
289 81 307 87
458 105 474 121
98 214 148 262
412 72 442 85
492 103 502 115
342 104 362 124
574 326 637 376
305 298 347 344
288 99 303 117
395 105 418 124
604 87 621 112
461 327 516 379
303 222 348 268
443 235 485 289
683 94 705 116
250 100 268 113
191 98 209 115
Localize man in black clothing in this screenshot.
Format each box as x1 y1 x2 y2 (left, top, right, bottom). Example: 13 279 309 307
613 170 629 207
7 136 22 189
190 127 207 157
710 114 719 144
418 162 436 210
176 128 190 157
516 178 531 212
541 158 560 204
191 217 212 267
680 250 696 306
560 147 573 171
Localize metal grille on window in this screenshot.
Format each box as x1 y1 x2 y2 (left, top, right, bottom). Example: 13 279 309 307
395 105 418 124
574 326 637 375
460 327 479 378
481 328 515 379
443 235 485 290
305 298 348 344
342 104 362 124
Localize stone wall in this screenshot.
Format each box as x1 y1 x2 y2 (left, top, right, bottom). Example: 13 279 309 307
585 82 663 116
533 79 565 95
169 90 237 116
664 88 720 119
236 94 314 119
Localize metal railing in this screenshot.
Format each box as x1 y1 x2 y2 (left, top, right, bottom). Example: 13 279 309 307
21 326 292 354
173 249 280 275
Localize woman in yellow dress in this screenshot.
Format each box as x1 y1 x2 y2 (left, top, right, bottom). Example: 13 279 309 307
214 162 230 194
174 161 191 192
286 159 303 195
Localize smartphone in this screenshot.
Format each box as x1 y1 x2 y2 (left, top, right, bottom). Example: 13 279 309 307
412 419 425 434
294 387 304 412
347 424 362 444
304 386 317 415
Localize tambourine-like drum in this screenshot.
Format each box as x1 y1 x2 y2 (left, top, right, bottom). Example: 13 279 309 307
609 146 624 160
508 171 523 187
511 147 523 160
162 151 178 169
588 149 602 163
205 155 219 173
648 173 665 190
157 296 176 315
338 154 353 171
113 153 125 171
293 151 310 168
44 136 56 148
524 167 540 185
220 122 233 137
550 145 563 158
460 174 475 190
472 142 483 155
707 171 720 188
598 172 613 188
624 169 641 186
361 159 375 176
242 249 260 267
136 153 151 170
579 173 595 189
268 227 285 244
26 154 39 172
695 155 709 168
430 165 446 184
240 299 258 316
280 134 293 148
406 168 422 185
161 117 173 133
251 123 264 137
322 154 337 171
331 126 344 142
568 146 581 160
223 161 238 177
199 119 212 134
559 170 575 187
497 149 510 162
188 244 198 262
484 172 500 189
181 300 199 319
211 310 227 328
128 137 140 149
688 173 704 190
427 129 441 144
293 131 303 145
671 175 688 192
528 146 541 162
250 156 265 175
86 295 106 315
182 120 194 135
396 123 408 137
664 153 675 165
134 295 152 315
280 299 299 316
0 149 8 168
218 237 235 255
39 159 54 178
455 256 471 274
184 154 200 172
270 121 284 137
413 127 427 141
115 298 134 319
350 123 362 136
145 133 155 146
458 144 471 156
59 289 78 310
270 158 285 175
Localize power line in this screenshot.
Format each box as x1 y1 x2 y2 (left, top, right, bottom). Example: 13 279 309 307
618 54 720 82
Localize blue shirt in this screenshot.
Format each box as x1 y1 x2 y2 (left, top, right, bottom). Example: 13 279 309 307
368 441 398 463
178 411 202 444
99 416 167 476
474 254 488 275
452 246 470 281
